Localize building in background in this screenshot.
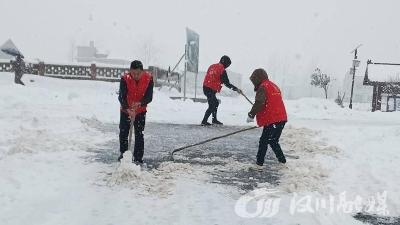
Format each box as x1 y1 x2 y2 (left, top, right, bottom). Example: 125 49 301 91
342 68 372 103
75 41 129 66
363 60 400 112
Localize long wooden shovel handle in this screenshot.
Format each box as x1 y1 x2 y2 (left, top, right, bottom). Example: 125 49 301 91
127 111 136 152
171 126 258 156
239 92 254 105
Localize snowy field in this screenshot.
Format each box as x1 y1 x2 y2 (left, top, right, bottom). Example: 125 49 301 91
1 73 400 225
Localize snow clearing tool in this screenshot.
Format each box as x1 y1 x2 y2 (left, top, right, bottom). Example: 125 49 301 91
239 91 254 105
127 110 136 154
170 126 258 160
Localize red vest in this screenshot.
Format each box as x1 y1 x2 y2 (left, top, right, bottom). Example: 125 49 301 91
203 63 225 92
256 80 287 127
121 71 152 114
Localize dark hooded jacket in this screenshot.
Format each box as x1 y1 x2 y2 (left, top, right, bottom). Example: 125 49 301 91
248 68 268 118
11 56 25 75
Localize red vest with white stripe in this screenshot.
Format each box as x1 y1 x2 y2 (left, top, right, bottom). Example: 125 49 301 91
256 80 287 127
121 71 152 114
203 63 225 92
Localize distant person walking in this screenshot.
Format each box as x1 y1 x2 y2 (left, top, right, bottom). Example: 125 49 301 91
201 55 242 126
11 55 25 85
118 60 154 164
246 68 288 168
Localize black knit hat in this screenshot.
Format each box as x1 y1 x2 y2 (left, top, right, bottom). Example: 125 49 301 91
130 60 143 70
219 55 231 68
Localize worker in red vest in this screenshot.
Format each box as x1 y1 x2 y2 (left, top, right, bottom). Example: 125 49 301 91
246 68 287 168
202 55 242 126
118 60 153 164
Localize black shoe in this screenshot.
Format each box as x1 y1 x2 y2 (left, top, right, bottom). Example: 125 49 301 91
117 153 124 162
278 156 286 164
249 162 264 171
133 159 144 165
201 121 211 126
212 119 223 125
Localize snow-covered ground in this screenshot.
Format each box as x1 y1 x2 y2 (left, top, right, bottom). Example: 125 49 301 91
1 73 399 225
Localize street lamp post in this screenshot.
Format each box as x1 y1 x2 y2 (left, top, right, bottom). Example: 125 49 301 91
349 44 362 109
183 44 187 101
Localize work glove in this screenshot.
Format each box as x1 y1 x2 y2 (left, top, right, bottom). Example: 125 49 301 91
246 112 255 123
246 116 254 123
131 102 141 108
127 102 141 118
127 109 136 118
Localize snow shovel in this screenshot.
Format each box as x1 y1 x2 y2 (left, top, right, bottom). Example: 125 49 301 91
127 110 136 154
169 92 257 160
239 91 254 105
170 126 258 160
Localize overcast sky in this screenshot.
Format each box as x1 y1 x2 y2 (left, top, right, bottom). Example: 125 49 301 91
1 0 400 83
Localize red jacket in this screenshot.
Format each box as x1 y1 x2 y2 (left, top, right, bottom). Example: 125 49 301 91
256 80 287 127
203 63 225 92
121 71 152 114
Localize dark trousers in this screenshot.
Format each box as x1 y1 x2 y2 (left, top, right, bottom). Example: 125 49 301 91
202 86 219 122
14 72 24 85
119 111 146 162
257 121 286 165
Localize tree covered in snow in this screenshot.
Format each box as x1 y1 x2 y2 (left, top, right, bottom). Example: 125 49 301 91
310 68 331 99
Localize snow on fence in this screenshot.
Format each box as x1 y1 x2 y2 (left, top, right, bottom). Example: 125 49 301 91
0 61 12 72
0 61 181 90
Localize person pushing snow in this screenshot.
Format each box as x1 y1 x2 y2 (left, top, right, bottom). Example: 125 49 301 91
118 60 153 164
11 55 25 85
246 68 288 169
201 55 242 126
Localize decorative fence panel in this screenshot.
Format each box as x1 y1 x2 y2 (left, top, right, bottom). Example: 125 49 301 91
0 62 12 72
0 61 181 91
44 64 91 77
96 66 128 79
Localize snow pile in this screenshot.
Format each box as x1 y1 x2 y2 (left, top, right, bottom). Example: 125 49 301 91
278 126 338 193
0 73 117 159
108 151 204 197
168 125 339 194
286 97 352 120
155 161 195 175
108 152 147 186
107 154 169 196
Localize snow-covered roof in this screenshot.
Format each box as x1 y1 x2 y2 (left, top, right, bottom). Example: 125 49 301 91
367 63 400 82
0 39 21 60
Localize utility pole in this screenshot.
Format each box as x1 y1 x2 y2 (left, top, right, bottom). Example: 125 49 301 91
183 44 187 101
349 44 362 109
